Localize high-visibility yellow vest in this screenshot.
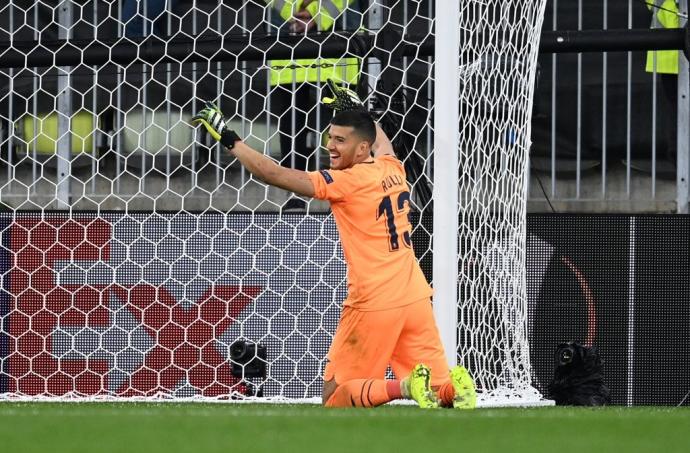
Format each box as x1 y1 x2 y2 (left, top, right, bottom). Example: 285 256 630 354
265 0 360 86
646 0 680 74
17 111 98 155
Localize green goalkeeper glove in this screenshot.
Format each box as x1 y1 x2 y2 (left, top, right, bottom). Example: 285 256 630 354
321 79 366 112
192 101 241 149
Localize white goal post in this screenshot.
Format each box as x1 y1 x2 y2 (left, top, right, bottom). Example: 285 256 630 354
434 1 548 405
0 0 547 406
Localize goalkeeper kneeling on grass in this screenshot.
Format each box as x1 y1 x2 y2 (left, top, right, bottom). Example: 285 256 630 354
193 80 476 409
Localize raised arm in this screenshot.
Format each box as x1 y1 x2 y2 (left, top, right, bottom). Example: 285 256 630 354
322 79 396 158
230 142 315 197
372 123 395 158
192 102 315 198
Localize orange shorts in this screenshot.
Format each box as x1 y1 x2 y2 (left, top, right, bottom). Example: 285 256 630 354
324 298 451 387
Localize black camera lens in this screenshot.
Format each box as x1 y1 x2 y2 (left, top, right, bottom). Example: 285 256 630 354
230 340 267 379
230 341 248 361
558 346 574 365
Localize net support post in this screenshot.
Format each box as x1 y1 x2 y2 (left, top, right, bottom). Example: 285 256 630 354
367 1 384 91
432 0 460 366
56 0 73 208
679 0 690 214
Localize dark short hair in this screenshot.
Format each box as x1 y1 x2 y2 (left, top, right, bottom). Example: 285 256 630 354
330 110 376 145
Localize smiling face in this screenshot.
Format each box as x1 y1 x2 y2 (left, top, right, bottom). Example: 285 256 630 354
326 124 372 170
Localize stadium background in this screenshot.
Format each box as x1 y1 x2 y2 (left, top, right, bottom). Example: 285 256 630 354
1 212 687 405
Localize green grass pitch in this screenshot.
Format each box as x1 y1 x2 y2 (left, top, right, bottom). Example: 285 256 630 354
0 403 688 453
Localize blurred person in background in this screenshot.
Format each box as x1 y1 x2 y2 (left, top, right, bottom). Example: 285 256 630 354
265 0 363 210
646 0 681 165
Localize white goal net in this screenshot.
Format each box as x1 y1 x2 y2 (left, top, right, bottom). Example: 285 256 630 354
0 0 547 405
453 2 547 405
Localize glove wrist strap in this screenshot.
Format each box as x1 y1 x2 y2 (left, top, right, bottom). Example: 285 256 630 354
220 129 241 149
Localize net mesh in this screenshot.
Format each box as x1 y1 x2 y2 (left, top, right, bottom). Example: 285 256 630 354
456 2 546 403
0 0 546 405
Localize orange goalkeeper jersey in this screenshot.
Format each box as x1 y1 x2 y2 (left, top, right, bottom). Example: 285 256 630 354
308 155 433 311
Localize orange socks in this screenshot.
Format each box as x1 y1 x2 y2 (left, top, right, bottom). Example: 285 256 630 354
325 379 402 408
325 379 458 408
436 382 455 408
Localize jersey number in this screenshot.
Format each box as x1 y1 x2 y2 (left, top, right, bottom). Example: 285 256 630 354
376 191 411 251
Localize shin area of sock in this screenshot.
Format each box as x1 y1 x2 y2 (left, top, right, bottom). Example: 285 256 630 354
325 379 399 408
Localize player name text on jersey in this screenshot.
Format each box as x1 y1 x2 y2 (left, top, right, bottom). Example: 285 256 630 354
381 174 405 192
